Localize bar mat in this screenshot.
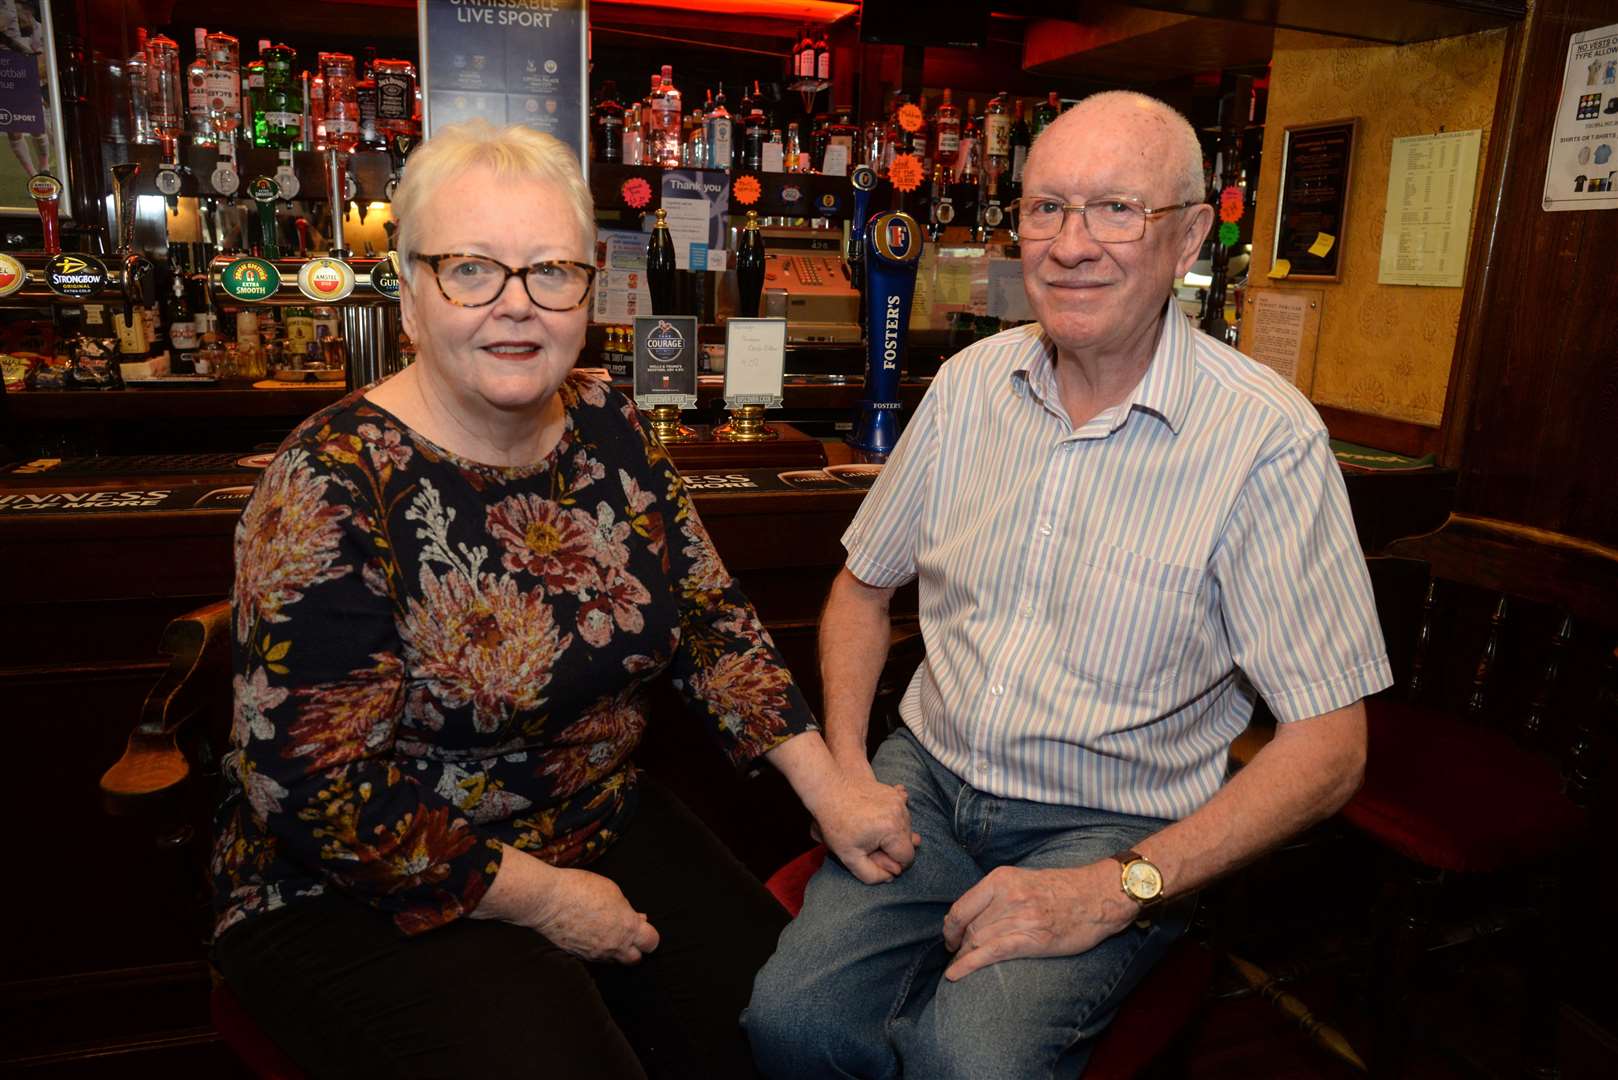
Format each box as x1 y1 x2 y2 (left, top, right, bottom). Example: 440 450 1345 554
252 379 343 389
1330 439 1437 473
0 452 258 476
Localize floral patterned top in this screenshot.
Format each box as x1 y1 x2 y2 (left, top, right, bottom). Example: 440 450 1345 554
211 373 815 940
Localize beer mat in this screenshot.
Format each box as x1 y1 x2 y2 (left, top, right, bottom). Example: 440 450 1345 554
683 466 884 493
122 375 221 386
252 378 342 389
0 482 255 517
1330 440 1437 473
0 452 261 477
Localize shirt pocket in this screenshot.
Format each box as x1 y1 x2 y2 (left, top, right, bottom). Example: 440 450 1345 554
1061 543 1205 693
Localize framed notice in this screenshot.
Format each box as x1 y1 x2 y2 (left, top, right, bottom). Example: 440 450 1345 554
0 0 71 216
1271 119 1358 281
418 0 590 171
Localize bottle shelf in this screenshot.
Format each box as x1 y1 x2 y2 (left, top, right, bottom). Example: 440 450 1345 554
112 143 399 203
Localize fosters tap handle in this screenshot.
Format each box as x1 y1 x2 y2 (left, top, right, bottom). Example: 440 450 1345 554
29 173 63 256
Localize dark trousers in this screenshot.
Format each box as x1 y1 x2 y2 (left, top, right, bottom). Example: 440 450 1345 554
215 778 789 1080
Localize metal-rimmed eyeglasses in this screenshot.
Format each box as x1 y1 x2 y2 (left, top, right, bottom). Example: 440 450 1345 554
412 253 597 311
1011 195 1202 243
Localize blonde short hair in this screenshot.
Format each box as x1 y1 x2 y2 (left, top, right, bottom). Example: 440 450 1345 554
390 120 595 281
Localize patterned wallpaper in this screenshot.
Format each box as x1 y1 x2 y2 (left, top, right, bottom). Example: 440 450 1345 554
1244 29 1508 427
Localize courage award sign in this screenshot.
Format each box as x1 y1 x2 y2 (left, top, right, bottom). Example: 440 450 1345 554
419 0 590 171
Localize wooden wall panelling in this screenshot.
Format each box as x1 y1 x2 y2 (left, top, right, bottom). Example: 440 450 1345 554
1443 0 1618 546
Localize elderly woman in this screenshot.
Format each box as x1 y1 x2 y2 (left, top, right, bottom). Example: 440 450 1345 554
211 121 916 1079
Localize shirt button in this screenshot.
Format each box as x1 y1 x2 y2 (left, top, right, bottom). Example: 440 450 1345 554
990 684 1004 696
1021 604 1035 618
1038 524 1053 536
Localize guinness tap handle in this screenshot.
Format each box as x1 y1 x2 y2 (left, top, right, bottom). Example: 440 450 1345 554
28 173 62 256
111 162 141 255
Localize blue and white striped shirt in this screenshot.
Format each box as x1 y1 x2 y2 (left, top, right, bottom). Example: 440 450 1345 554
843 304 1392 820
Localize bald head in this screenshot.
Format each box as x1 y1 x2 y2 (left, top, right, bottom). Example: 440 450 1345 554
1024 91 1206 207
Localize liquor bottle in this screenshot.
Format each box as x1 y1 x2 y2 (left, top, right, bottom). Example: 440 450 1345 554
203 32 242 145
1032 91 1060 139
957 97 980 184
186 28 214 147
165 246 198 372
984 90 1011 175
374 59 417 141
1009 98 1031 193
622 102 643 165
791 25 806 79
653 65 682 167
932 88 960 171
815 28 831 83
356 46 382 150
127 28 156 146
784 121 802 173
145 33 184 158
245 57 265 147
685 98 706 168
647 207 678 316
307 71 326 150
321 52 360 152
593 80 624 163
797 25 815 79
642 73 661 154
704 84 733 169
261 45 302 150
743 83 766 171
735 210 765 317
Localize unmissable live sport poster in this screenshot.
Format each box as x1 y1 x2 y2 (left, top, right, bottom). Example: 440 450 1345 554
0 0 69 215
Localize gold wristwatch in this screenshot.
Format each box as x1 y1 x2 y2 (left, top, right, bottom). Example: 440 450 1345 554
1110 849 1165 907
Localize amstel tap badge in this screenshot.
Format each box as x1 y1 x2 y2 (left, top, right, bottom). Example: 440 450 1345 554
0 252 27 299
298 257 357 302
45 253 108 298
220 257 282 303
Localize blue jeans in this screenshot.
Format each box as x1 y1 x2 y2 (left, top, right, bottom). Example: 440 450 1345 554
745 728 1192 1080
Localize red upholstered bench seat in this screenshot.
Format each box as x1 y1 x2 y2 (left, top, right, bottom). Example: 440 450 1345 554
1342 699 1587 874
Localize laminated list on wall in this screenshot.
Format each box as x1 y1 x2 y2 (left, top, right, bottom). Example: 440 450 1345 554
1376 129 1483 287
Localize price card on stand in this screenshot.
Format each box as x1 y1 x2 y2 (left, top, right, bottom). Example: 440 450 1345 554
723 318 787 409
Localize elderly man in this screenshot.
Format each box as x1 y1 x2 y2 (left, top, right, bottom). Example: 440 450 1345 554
745 91 1392 1078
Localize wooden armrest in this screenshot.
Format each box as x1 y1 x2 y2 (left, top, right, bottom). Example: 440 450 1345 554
101 600 233 815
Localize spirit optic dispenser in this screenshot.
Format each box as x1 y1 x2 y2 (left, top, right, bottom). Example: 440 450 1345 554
850 210 923 460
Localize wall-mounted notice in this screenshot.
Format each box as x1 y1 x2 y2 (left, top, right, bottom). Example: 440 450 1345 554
1271 119 1357 281
1239 288 1322 390
1376 129 1482 287
419 0 589 169
1543 21 1618 211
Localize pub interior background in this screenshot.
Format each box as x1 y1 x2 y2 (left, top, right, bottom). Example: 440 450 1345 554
1 0 1615 1076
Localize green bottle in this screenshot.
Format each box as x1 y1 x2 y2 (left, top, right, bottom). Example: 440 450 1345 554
260 45 303 150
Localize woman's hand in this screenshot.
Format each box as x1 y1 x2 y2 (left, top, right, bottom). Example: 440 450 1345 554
473 844 660 964
811 771 920 885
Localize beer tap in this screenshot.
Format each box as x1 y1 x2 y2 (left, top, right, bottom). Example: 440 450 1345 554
111 162 154 329
848 164 877 341
384 132 415 201
249 176 282 259
294 217 312 259
29 173 62 255
326 149 352 258
927 164 954 242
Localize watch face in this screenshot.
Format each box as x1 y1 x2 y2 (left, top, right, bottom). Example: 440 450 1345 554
1122 860 1163 901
